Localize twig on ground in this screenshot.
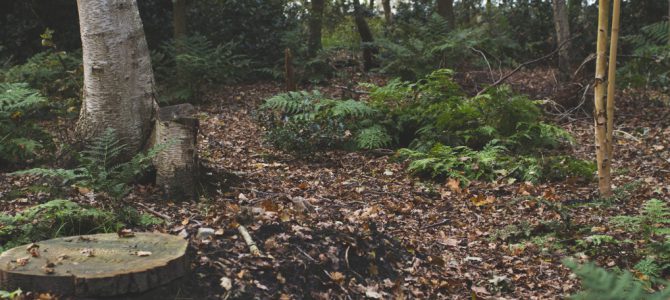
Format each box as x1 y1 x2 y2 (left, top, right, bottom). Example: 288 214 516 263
421 219 450 230
295 246 318 263
136 202 172 222
238 225 261 256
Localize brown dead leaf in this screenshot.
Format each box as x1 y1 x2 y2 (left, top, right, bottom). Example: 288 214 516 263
117 228 135 238
446 178 462 194
470 194 496 207
329 271 345 284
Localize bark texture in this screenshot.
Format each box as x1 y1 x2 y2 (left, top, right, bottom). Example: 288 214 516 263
552 0 572 81
594 0 611 197
0 233 188 297
76 0 157 160
154 104 199 201
437 0 455 29
308 0 325 57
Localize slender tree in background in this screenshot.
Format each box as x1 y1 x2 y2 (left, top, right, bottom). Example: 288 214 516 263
308 0 325 58
75 0 157 160
605 0 621 182
172 0 187 40
552 0 572 81
369 0 375 10
353 0 377 71
382 0 392 24
593 0 621 197
437 0 456 29
593 0 610 196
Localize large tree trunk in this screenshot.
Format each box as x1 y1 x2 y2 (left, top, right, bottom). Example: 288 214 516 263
436 0 455 29
382 0 393 24
552 0 572 81
353 0 377 71
75 0 157 160
308 0 325 57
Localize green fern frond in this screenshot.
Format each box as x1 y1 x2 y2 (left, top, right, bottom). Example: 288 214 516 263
356 125 392 150
564 260 670 300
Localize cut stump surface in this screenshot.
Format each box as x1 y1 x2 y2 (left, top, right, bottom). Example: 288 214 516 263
0 233 188 297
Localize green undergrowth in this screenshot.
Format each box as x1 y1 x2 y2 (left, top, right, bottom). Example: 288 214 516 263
13 128 165 199
0 82 51 165
0 199 163 252
493 194 670 298
260 69 594 183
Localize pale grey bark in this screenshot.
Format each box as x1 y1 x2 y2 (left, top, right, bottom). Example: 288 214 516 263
552 0 572 81
154 104 198 201
76 0 158 159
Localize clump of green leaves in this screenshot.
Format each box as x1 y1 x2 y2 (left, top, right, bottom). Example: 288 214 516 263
564 260 670 300
0 200 120 251
259 90 391 155
13 128 163 199
0 83 50 165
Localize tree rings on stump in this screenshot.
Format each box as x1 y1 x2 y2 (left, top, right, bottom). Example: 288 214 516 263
0 233 188 297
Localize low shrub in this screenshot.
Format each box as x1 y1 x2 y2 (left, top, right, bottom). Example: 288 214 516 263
1 49 82 109
0 83 51 166
13 128 163 199
260 69 591 182
152 35 252 104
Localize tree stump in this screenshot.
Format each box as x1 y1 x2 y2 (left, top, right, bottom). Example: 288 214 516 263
0 233 188 297
154 103 199 201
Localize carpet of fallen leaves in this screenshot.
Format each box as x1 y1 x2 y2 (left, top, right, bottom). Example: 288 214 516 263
1 69 669 299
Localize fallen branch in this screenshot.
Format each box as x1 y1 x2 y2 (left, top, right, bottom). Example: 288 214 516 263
237 225 261 256
136 202 172 222
476 35 580 96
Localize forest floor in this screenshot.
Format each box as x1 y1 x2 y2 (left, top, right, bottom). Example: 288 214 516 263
2 68 670 299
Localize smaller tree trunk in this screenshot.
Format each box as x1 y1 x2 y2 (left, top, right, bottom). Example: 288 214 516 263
437 0 456 29
369 0 375 10
154 104 199 201
172 0 187 40
605 0 621 169
285 48 296 92
552 0 572 81
308 0 325 58
353 0 378 71
594 0 611 197
382 0 393 24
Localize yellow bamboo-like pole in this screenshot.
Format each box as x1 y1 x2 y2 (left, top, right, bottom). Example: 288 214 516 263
594 0 612 197
606 0 621 163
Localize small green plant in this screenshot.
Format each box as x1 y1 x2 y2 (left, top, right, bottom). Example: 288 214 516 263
564 260 670 300
0 200 121 251
0 82 50 165
12 128 164 199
